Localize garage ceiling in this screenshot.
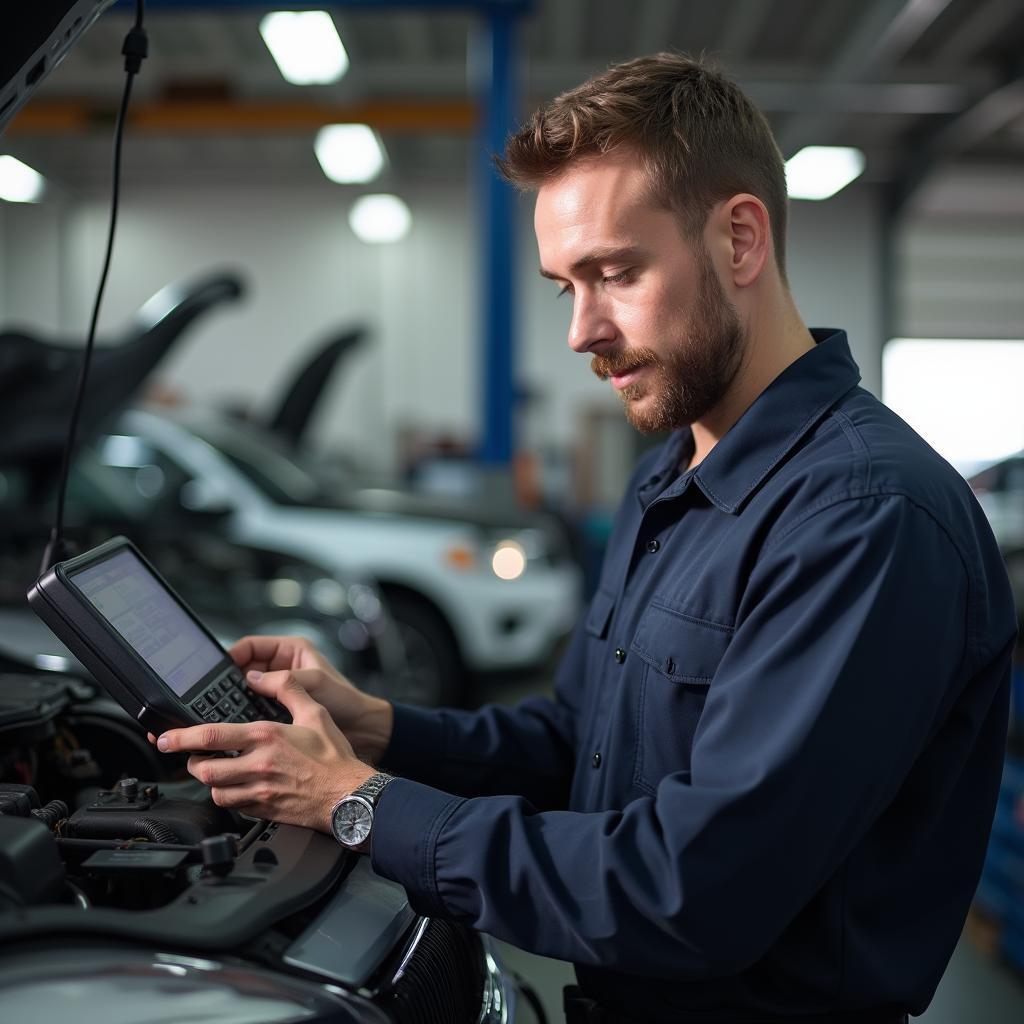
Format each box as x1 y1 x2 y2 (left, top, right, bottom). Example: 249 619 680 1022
4 0 1024 209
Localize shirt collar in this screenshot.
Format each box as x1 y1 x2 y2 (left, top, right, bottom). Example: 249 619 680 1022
639 329 861 514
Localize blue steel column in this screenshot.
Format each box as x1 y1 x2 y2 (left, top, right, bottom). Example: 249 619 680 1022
478 10 517 465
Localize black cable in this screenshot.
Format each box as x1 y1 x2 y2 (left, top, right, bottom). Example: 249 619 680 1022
40 0 148 573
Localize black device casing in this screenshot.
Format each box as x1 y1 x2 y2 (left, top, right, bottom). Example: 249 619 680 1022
28 535 233 735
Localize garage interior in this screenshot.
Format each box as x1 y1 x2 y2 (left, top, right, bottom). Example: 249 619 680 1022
1 1 1023 1022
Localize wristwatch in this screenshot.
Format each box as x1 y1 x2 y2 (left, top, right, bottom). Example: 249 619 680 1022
330 772 395 852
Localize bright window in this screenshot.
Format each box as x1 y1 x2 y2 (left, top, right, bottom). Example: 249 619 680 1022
882 338 1024 473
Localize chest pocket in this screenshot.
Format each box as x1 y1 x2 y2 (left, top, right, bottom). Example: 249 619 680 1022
630 602 733 792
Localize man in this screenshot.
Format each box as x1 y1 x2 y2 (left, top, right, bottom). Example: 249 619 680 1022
157 55 1017 1022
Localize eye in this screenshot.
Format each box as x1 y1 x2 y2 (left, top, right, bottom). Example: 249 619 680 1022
556 282 573 299
603 268 635 286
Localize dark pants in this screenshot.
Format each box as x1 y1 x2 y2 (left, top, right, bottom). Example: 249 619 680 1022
562 986 910 1024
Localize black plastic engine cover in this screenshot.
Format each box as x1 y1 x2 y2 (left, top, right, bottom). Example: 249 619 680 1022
0 816 65 908
66 792 239 845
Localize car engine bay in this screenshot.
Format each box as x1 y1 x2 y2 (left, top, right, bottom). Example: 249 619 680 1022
0 668 515 1023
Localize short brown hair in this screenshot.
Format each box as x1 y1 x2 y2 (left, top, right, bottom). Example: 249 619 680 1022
496 52 788 277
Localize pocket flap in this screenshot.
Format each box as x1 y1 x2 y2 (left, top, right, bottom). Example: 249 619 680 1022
630 604 732 683
584 588 616 639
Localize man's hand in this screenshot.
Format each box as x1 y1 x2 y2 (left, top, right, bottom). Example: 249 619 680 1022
156 669 374 832
230 634 394 764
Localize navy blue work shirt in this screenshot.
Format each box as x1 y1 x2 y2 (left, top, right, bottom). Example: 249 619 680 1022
371 329 1017 1022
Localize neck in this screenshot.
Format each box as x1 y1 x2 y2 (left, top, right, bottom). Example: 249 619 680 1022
687 291 815 470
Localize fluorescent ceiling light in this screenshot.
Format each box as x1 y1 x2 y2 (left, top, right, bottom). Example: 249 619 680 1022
259 11 349 86
315 124 386 184
785 146 865 200
349 194 412 244
0 155 45 202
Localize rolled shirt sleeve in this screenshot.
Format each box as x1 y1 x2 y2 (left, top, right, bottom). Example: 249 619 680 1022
371 494 992 975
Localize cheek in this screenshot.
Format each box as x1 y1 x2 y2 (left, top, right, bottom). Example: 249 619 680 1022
614 283 687 337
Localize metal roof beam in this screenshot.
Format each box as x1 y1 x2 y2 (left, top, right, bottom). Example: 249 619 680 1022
890 56 1024 213
778 0 955 154
932 0 1023 65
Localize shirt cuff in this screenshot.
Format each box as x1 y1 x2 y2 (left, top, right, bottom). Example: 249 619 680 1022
370 776 464 918
378 702 446 777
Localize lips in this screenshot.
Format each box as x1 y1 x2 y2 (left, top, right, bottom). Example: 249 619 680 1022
610 367 643 390
592 354 654 384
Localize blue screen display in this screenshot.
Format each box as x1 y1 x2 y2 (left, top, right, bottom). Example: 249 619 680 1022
73 549 222 697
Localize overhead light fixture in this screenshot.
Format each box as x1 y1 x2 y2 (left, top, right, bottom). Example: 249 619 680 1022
315 124 386 184
349 194 412 244
259 10 349 86
0 155 45 203
785 146 865 201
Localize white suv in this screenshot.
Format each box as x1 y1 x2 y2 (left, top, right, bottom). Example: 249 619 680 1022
92 407 582 705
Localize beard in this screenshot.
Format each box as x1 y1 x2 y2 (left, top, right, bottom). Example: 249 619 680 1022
590 248 745 434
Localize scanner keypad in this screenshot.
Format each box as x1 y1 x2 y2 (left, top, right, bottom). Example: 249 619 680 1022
190 667 290 725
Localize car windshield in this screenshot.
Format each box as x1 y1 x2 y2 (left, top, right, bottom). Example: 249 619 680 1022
188 418 326 507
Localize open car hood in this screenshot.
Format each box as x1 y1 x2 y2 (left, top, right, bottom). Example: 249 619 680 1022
0 271 244 497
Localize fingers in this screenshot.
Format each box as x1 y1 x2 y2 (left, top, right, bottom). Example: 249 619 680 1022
187 749 269 789
245 668 326 722
156 720 266 754
229 635 312 674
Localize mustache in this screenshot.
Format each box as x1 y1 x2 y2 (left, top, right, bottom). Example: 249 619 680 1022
590 350 659 381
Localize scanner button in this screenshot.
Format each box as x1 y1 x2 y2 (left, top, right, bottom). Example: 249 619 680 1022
203 711 220 723
191 697 209 715
228 690 243 706
229 669 244 685
206 681 222 699
216 699 233 717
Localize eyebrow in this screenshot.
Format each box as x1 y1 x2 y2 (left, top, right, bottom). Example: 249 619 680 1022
538 244 647 280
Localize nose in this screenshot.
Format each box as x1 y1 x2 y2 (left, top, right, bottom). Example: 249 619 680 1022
567 289 616 354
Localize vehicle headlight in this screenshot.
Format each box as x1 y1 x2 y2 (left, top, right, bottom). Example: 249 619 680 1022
491 540 526 580
444 529 550 579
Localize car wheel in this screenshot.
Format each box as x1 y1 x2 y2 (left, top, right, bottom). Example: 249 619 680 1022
384 591 466 708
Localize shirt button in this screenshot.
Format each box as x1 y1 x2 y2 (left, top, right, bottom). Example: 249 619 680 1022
592 752 602 768
646 539 660 553
614 648 626 664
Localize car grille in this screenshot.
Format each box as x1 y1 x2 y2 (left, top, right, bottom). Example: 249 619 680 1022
380 918 486 1024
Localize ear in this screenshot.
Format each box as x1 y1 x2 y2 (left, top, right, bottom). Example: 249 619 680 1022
719 194 771 288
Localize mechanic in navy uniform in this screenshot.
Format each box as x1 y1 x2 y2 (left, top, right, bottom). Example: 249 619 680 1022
157 54 1018 1024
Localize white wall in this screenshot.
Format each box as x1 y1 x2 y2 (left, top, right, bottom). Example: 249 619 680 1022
0 198 67 334
52 183 476 473
2 178 887 475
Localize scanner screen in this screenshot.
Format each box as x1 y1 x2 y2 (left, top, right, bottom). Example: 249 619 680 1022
73 548 223 696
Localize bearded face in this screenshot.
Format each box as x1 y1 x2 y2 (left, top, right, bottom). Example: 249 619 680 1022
589 243 745 433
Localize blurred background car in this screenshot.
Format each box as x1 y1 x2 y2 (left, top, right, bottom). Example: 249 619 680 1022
968 452 1024 553
92 405 582 707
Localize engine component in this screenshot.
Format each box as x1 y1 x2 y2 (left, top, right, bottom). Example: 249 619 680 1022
0 817 65 908
65 782 239 845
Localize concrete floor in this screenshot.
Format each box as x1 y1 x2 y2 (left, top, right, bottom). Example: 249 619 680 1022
476 672 1024 1023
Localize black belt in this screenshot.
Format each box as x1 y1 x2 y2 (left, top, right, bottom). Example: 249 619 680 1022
563 986 910 1024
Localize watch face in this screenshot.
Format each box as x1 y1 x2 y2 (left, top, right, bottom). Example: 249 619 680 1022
332 796 372 848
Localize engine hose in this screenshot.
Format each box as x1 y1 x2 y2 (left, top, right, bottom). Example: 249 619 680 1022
128 817 181 844
30 800 69 830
